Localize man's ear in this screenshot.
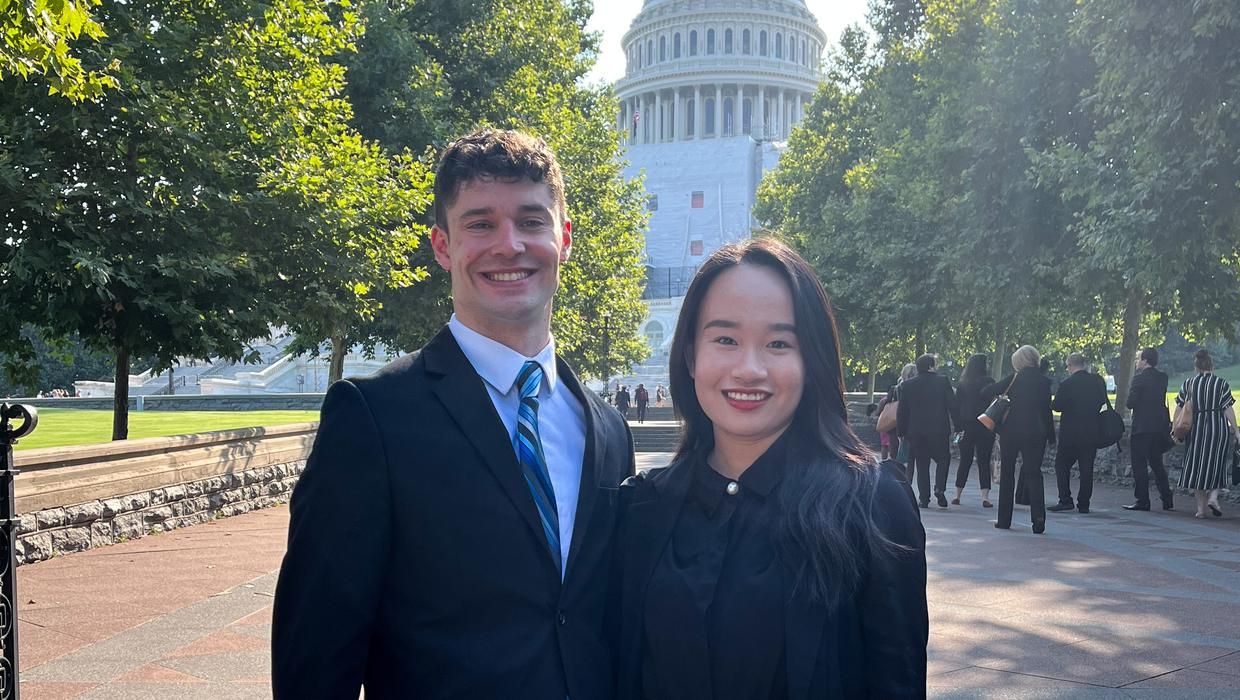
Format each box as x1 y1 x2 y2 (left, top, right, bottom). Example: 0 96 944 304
431 225 452 271
560 218 573 262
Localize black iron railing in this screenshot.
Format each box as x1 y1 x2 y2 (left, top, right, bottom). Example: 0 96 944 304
0 403 37 699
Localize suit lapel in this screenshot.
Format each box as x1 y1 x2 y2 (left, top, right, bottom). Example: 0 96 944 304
423 328 557 574
626 459 692 613
559 360 603 579
782 549 827 700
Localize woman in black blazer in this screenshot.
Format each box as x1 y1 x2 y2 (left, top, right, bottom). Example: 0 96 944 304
617 239 928 699
982 345 1055 533
953 353 995 507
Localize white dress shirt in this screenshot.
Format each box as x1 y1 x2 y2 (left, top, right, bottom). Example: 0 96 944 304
448 314 586 578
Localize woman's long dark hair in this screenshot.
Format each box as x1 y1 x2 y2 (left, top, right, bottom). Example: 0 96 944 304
668 238 897 606
959 353 989 385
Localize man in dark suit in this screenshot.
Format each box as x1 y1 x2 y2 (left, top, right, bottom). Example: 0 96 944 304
272 129 634 699
1049 353 1108 514
1124 348 1174 511
897 353 958 508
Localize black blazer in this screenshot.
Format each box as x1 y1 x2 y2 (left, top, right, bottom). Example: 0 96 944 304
272 327 635 700
1127 367 1170 435
896 371 957 439
984 368 1054 443
1051 370 1108 448
955 375 992 436
616 455 928 700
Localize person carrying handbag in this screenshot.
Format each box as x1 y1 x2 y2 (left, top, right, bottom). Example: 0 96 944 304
1175 350 1239 518
981 345 1054 534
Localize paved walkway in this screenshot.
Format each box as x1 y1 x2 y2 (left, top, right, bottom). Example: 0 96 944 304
13 454 1240 698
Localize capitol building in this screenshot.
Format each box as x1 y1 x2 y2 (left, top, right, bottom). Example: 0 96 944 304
614 0 826 385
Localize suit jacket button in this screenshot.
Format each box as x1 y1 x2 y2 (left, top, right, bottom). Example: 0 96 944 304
557 612 567 626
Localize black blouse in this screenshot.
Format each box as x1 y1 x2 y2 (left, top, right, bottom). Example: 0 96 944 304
641 439 789 700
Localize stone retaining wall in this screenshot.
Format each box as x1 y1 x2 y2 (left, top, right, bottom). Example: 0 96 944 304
12 423 316 564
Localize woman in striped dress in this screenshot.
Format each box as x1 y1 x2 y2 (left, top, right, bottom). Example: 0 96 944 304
1176 350 1240 518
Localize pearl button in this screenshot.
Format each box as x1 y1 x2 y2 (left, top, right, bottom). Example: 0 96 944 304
726 481 739 496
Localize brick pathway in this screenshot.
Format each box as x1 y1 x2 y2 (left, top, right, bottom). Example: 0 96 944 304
13 454 1240 698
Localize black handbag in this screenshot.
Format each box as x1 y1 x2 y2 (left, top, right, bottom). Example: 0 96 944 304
1096 396 1126 450
978 374 1019 432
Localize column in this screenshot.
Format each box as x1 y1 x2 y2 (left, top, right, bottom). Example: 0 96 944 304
655 90 663 142
778 89 785 138
694 85 703 139
673 88 682 141
643 94 651 143
715 84 722 137
758 85 766 138
733 85 741 137
796 92 803 128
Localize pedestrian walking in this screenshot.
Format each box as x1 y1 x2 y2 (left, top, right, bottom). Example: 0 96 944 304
983 345 1054 534
1124 348 1174 511
897 354 958 508
615 384 631 418
634 383 649 424
1048 353 1107 514
953 353 995 508
655 384 666 407
1175 349 1238 518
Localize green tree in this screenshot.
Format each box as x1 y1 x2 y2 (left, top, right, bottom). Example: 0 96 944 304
1 0 116 100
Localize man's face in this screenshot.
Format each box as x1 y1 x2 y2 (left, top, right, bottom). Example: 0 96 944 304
431 177 571 342
1135 357 1149 372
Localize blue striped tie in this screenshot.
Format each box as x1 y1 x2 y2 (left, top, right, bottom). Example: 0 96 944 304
514 361 561 571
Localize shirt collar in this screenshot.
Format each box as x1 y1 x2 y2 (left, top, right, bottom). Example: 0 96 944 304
691 434 788 516
448 314 558 396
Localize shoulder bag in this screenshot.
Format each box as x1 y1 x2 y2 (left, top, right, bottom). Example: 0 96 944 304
1096 394 1126 450
1172 394 1194 442
978 374 1019 432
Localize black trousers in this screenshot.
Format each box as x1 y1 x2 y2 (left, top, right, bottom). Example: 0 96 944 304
1130 433 1173 507
636 403 647 423
1053 442 1096 509
908 433 951 504
956 429 995 490
997 436 1046 528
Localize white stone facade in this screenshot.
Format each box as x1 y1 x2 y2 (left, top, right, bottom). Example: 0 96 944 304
615 0 825 386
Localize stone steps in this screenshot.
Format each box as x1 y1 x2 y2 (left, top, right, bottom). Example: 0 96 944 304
629 422 681 453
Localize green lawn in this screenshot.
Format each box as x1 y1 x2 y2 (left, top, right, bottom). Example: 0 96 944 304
1169 363 1240 389
12 409 320 452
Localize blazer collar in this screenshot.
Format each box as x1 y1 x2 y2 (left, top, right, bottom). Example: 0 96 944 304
557 358 607 581
424 327 560 577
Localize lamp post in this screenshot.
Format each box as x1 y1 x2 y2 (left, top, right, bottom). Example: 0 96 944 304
1 402 37 699
602 312 612 400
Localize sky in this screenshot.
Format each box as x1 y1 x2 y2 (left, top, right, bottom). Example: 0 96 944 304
584 0 872 84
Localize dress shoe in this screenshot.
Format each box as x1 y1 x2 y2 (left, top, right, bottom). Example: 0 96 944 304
1122 503 1150 511
936 493 949 508
1047 503 1075 512
982 500 993 508
1032 519 1046 534
994 522 1010 530
1077 506 1090 514
950 497 961 505
919 501 930 509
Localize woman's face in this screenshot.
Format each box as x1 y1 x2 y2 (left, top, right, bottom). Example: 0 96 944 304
690 264 805 455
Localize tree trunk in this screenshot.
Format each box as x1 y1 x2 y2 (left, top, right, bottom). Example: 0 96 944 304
992 320 1006 380
1114 288 1145 416
915 325 926 358
113 344 130 441
866 354 878 404
329 335 347 384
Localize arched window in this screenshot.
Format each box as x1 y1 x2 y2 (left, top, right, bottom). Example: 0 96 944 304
647 39 653 65
705 97 716 134
802 39 808 65
775 32 783 58
742 29 751 54
689 30 698 56
686 99 695 137
742 98 753 134
659 36 666 62
759 30 767 56
724 29 733 54
673 33 681 58
706 28 715 54
644 321 665 350
788 35 795 62
723 97 734 135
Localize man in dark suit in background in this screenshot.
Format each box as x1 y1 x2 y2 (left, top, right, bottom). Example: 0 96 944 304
272 129 634 699
1124 348 1174 511
897 354 958 508
1049 353 1108 514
